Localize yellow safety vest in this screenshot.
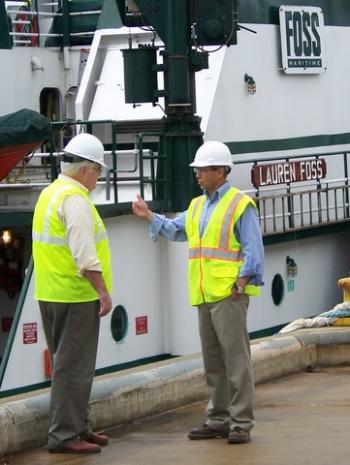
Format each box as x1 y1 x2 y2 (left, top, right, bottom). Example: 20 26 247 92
32 178 112 302
185 187 260 306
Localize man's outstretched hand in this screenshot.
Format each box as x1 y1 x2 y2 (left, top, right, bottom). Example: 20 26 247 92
132 194 153 222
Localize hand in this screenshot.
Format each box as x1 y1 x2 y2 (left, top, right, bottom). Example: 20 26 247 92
83 270 112 317
132 194 153 221
231 288 242 302
98 291 112 317
231 277 250 302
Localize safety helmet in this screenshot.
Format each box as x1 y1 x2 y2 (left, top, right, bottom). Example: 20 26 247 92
63 133 107 168
189 141 233 168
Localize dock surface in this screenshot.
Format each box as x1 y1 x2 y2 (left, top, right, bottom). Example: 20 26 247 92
4 365 350 465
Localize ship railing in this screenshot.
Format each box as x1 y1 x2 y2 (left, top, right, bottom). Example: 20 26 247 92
2 119 350 238
5 0 101 47
0 144 161 209
255 184 349 236
48 120 166 209
234 150 350 237
1 152 53 184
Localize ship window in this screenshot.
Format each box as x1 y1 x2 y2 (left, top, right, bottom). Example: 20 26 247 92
110 305 128 343
271 274 284 306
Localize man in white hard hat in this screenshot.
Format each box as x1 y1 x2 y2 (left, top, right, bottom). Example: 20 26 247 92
32 133 113 454
132 140 264 444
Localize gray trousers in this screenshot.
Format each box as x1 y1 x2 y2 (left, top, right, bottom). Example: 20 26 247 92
197 294 254 432
39 300 100 447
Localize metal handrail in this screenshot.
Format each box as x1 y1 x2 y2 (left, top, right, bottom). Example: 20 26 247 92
6 1 101 46
240 149 350 235
257 183 350 235
2 116 350 236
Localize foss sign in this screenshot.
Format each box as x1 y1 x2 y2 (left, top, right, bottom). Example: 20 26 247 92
279 5 326 74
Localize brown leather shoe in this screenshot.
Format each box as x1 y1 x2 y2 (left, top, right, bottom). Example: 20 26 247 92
83 431 109 446
227 427 251 444
48 439 101 454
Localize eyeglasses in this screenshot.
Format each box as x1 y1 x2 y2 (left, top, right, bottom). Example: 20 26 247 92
193 167 220 174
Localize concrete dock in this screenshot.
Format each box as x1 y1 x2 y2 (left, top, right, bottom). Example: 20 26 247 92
1 327 350 464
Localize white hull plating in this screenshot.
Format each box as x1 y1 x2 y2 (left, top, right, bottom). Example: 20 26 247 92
0 46 82 118
2 217 349 393
203 25 350 144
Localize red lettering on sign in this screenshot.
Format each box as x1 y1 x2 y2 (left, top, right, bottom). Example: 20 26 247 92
23 322 38 344
251 159 326 188
135 316 148 335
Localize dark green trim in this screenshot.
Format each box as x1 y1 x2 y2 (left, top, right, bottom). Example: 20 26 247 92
249 315 322 339
0 317 334 397
263 221 350 246
228 132 350 156
2 208 350 247
240 1 350 27
0 211 34 228
94 354 175 377
0 380 51 399
0 201 165 226
97 202 133 218
98 209 350 246
0 323 307 397
0 0 12 49
249 323 285 339
96 200 167 219
0 354 174 398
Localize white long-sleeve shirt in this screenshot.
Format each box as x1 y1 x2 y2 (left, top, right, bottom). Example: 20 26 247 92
57 174 102 276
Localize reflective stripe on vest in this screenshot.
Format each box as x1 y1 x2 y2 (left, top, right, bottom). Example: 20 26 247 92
186 187 260 306
188 247 240 261
32 228 108 246
32 179 112 302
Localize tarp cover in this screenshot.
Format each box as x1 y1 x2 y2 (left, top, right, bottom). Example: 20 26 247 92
0 109 50 148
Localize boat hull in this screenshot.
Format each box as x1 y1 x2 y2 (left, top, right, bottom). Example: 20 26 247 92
1 216 349 395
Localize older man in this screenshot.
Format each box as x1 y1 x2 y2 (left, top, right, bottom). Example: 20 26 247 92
32 133 112 453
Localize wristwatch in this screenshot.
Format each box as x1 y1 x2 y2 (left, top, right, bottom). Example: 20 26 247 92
234 283 244 294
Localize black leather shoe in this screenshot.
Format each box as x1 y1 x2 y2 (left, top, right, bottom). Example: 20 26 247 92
188 424 229 440
48 439 101 454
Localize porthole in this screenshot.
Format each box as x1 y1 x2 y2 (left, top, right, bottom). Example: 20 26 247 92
271 273 284 306
110 305 128 343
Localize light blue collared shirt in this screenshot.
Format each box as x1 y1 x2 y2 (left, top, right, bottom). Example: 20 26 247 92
150 181 264 285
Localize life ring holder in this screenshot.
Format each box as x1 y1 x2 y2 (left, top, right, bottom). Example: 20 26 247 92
14 2 38 46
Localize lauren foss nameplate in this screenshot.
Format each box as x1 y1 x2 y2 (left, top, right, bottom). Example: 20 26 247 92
251 159 326 188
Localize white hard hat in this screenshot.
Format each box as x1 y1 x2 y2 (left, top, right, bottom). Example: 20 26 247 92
189 141 233 168
63 133 107 167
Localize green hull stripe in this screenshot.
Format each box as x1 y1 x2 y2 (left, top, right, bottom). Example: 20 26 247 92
249 324 285 339
263 222 350 246
0 325 288 398
228 132 350 156
0 323 297 398
0 354 172 398
240 0 350 27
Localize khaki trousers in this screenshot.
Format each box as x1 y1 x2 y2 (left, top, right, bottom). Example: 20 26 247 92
197 294 254 432
39 300 100 447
